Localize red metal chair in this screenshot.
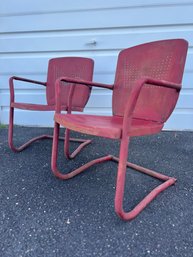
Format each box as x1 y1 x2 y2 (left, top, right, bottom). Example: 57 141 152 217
51 39 188 221
8 57 94 158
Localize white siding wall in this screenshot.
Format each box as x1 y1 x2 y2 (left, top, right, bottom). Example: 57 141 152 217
0 0 193 129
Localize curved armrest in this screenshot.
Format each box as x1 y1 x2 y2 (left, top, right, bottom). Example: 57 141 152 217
55 76 114 113
122 77 182 135
9 76 47 103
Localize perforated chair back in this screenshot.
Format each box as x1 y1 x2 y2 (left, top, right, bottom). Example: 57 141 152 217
113 39 188 122
46 57 94 111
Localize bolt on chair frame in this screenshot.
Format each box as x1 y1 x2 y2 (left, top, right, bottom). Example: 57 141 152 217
51 39 188 221
8 57 94 159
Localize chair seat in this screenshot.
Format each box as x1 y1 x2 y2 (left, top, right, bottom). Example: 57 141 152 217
11 102 83 112
54 113 164 139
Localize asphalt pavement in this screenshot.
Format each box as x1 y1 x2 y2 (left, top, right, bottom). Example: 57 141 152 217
0 126 193 257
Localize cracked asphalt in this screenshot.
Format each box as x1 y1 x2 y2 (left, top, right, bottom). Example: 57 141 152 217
0 126 193 257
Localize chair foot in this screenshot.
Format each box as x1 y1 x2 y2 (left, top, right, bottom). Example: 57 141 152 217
112 156 176 221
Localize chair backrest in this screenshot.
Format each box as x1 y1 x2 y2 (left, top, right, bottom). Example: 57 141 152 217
46 57 94 111
113 39 188 123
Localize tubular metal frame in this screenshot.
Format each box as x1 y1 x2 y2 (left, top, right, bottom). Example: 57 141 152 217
50 75 181 221
8 105 91 158
51 121 176 221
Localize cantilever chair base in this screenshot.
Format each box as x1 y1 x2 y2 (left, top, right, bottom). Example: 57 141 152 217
9 133 91 159
51 122 176 221
8 106 91 159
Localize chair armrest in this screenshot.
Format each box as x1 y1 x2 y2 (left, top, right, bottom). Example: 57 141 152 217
9 76 47 103
55 76 114 113
10 76 47 86
57 76 114 90
122 77 182 135
142 78 181 91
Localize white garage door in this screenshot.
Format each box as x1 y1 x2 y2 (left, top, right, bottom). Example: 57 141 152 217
0 0 193 130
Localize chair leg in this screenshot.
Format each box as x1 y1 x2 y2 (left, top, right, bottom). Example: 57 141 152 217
8 106 52 152
113 136 176 221
51 122 111 179
8 106 91 155
64 128 91 159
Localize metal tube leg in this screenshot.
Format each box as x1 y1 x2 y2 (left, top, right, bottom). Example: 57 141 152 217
8 106 53 152
114 136 176 221
51 122 60 176
114 136 131 220
64 128 70 159
65 128 92 160
8 105 91 156
51 121 112 179
8 106 15 151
